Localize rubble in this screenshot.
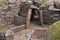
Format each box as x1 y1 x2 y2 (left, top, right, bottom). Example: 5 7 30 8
7 25 25 33
14 28 46 40
0 0 21 26
5 30 14 40
0 32 6 40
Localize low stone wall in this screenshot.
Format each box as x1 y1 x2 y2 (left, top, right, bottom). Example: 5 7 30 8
0 0 21 26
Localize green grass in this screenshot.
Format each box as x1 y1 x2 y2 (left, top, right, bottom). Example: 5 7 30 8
41 0 47 5
0 0 7 6
47 21 60 40
0 23 3 30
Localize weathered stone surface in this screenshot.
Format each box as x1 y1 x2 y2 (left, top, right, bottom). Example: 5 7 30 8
0 0 21 26
8 0 17 3
14 15 26 26
19 2 31 17
5 30 14 40
0 32 6 40
32 29 46 39
0 5 8 10
43 11 60 24
10 25 25 33
8 4 17 7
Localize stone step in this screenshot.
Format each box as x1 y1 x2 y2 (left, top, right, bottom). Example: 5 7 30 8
8 4 17 7
8 0 17 3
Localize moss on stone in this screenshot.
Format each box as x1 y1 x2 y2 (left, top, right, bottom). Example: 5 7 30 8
41 0 47 5
0 23 3 30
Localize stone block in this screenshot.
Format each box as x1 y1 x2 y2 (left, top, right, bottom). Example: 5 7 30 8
5 16 14 24
11 25 25 33
9 4 17 7
6 12 12 16
14 15 26 26
5 30 14 40
0 32 6 40
0 5 8 10
0 12 6 17
8 0 17 3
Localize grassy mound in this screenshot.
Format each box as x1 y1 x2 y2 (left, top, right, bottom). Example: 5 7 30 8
0 0 7 6
47 21 60 40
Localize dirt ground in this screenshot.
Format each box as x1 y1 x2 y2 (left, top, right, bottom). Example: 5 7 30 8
0 20 49 40
14 22 49 40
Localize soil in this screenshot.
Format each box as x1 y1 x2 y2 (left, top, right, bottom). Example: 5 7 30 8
0 20 49 40
14 22 49 40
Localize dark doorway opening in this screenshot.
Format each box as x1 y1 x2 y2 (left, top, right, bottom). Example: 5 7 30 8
30 8 40 25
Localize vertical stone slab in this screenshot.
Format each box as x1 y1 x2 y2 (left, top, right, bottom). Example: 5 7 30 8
26 9 32 29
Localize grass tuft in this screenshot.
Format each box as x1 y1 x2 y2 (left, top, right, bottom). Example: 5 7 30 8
0 0 7 6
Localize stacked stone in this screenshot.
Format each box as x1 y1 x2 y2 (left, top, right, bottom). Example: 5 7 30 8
0 0 28 26
6 0 21 24
4 0 17 24
43 11 60 24
0 0 17 26
0 5 8 26
19 2 31 17
13 1 32 26
8 0 21 16
0 32 6 40
16 0 21 15
8 0 17 15
5 0 21 25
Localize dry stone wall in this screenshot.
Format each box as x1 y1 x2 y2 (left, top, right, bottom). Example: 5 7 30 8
0 0 21 26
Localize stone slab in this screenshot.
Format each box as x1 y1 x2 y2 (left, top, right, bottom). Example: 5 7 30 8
14 15 26 26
